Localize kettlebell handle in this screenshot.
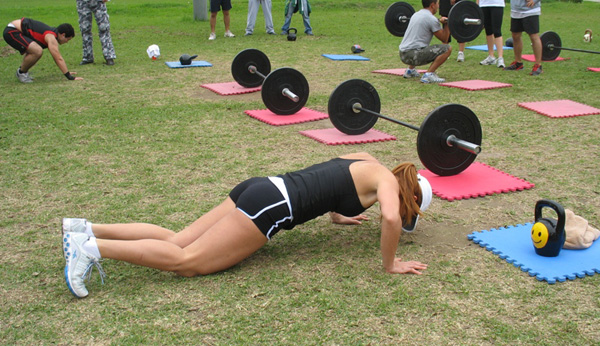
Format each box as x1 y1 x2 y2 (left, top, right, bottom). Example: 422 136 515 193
288 28 297 34
534 199 566 232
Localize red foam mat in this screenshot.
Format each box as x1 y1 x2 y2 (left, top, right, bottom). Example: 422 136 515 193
299 128 396 145
372 68 427 76
522 54 567 62
439 79 512 91
518 99 600 118
201 82 261 95
419 162 535 201
245 108 328 126
588 67 600 72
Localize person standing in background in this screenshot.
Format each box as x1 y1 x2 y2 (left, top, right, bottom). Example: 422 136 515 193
477 0 505 68
281 0 313 36
77 0 117 65
209 0 235 40
245 0 276 36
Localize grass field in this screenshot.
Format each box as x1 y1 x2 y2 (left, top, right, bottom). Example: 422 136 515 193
1 0 600 344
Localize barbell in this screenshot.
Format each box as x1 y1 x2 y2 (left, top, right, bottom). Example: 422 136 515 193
385 1 484 43
541 31 600 61
328 79 482 176
231 49 310 115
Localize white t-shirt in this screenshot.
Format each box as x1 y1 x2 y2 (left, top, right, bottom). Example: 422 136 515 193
399 9 442 51
479 0 505 7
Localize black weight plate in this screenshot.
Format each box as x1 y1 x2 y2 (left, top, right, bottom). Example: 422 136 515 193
385 2 415 37
417 104 481 176
261 67 309 115
328 79 380 135
541 31 562 61
448 1 484 42
231 49 271 88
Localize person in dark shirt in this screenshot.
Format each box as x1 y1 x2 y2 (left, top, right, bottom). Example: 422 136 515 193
62 152 433 298
3 18 82 83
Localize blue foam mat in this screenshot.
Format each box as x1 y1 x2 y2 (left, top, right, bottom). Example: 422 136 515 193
165 61 213 68
465 45 513 51
468 223 600 284
322 54 370 61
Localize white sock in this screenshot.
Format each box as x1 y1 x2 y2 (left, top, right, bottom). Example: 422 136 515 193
83 237 102 259
85 221 95 237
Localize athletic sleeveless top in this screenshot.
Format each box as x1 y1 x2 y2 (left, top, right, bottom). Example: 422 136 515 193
278 158 367 229
20 18 57 48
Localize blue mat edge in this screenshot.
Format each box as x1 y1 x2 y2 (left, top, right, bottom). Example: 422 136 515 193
467 223 600 284
465 45 514 51
165 61 213 68
321 54 370 61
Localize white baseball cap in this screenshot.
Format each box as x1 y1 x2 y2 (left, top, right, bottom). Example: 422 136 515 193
402 174 432 232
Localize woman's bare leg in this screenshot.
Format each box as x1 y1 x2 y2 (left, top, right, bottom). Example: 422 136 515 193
91 198 237 248
96 206 267 276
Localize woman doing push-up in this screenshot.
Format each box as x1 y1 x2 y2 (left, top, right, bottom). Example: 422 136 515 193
63 152 432 298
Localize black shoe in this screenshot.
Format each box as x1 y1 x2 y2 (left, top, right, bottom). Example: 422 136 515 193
105 59 115 66
79 60 94 65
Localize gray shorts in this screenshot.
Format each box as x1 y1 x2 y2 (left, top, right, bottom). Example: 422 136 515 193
400 44 451 66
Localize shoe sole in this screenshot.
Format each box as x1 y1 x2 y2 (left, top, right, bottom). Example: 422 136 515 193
63 233 88 298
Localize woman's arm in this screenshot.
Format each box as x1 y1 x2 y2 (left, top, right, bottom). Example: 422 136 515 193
377 174 428 274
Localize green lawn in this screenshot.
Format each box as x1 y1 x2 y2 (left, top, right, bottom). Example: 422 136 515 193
1 0 600 344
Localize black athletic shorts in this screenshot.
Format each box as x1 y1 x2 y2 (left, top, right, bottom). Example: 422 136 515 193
229 177 293 240
3 26 31 54
510 15 539 35
482 7 504 37
210 0 232 13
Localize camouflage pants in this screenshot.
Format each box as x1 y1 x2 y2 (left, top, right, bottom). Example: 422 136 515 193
77 0 116 61
399 44 450 67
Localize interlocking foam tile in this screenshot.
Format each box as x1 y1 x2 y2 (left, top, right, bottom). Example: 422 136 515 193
299 128 396 145
165 61 212 68
244 108 328 126
522 54 567 62
468 223 600 284
418 162 534 201
518 99 600 118
372 68 428 76
465 44 513 51
322 54 370 61
201 82 261 95
588 67 600 72
439 79 512 91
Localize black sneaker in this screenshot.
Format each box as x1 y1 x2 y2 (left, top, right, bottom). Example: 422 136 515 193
530 64 543 76
504 61 524 71
79 59 94 65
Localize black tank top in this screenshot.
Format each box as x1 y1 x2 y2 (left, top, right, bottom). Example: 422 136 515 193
20 18 57 48
278 158 367 228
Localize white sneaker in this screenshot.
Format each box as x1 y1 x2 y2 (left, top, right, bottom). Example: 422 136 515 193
62 218 88 235
420 72 446 84
496 57 505 68
208 32 216 40
224 31 235 38
456 51 465 62
62 218 90 258
480 55 497 65
64 232 105 298
16 69 33 83
403 68 420 79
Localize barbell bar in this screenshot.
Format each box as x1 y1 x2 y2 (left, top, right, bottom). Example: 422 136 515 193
541 31 600 61
385 1 484 43
328 79 482 176
231 49 309 115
